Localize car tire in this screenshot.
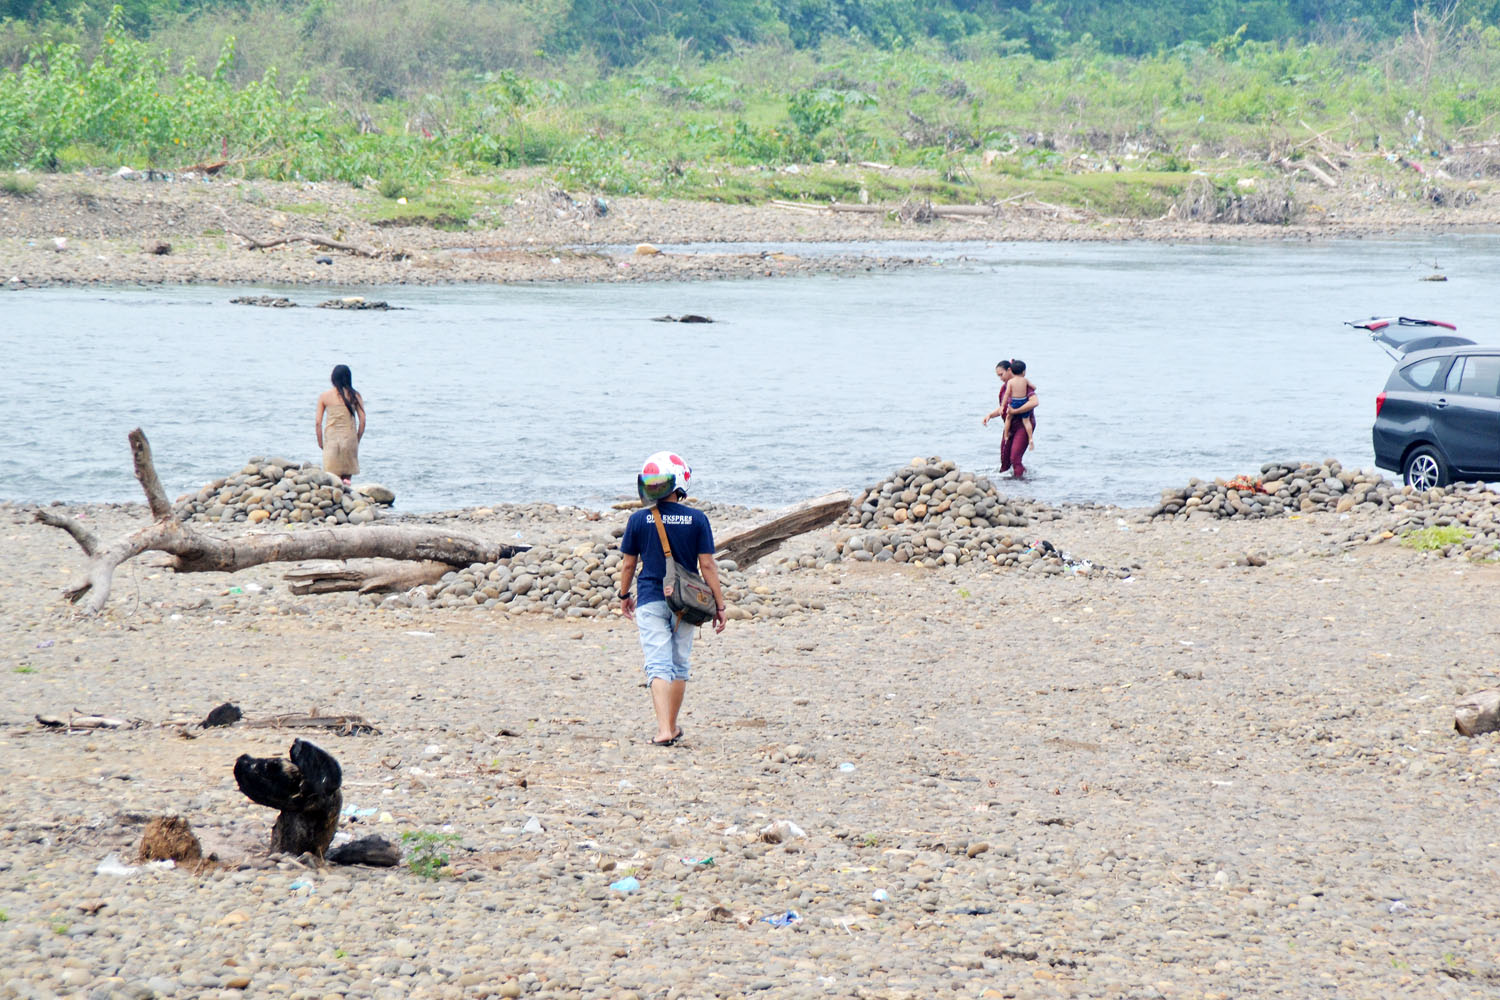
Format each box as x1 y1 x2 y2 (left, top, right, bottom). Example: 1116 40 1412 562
1403 446 1449 489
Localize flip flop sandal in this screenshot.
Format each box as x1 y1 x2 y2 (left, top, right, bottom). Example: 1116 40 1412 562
650 728 684 747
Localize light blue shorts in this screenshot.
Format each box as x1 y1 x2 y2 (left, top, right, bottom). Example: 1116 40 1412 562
636 600 695 683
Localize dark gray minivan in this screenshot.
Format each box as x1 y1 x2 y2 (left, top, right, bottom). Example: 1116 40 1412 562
1363 318 1500 488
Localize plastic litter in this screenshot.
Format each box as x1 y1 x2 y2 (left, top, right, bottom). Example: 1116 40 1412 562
1388 899 1411 915
96 853 138 877
838 762 856 773
403 631 436 638
36 639 54 649
522 815 544 835
680 857 715 868
288 879 314 893
760 910 801 927
227 587 243 595
871 889 889 902
340 805 378 818
609 876 639 893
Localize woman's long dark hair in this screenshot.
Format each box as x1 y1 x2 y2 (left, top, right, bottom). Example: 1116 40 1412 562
331 365 357 415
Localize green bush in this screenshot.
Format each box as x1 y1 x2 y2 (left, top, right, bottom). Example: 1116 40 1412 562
401 830 461 880
0 170 36 193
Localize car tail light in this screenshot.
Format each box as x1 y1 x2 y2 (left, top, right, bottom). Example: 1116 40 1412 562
1375 392 1386 416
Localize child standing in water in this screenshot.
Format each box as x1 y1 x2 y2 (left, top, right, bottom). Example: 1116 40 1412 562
1004 359 1037 452
999 359 1037 478
984 359 1037 474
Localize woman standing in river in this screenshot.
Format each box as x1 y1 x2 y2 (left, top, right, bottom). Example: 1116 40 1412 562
315 364 365 484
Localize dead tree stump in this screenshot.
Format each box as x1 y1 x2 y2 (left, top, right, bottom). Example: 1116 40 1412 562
234 739 343 858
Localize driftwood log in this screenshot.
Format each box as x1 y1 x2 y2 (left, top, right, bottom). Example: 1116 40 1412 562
36 429 528 613
327 835 400 867
283 559 452 595
244 711 380 736
222 214 406 261
715 491 852 569
234 739 342 858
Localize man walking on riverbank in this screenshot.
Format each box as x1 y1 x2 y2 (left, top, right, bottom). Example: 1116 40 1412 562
617 451 727 747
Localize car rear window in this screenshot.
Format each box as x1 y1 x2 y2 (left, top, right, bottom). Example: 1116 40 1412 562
1401 358 1445 389
1445 355 1500 396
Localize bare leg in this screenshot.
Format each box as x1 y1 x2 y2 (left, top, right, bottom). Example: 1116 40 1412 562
650 679 687 743
1025 416 1036 452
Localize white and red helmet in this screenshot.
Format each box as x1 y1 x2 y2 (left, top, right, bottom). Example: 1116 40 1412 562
637 451 692 503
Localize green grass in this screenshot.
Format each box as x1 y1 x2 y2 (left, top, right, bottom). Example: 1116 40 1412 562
365 192 475 229
13 665 35 674
1401 525 1471 551
274 202 332 216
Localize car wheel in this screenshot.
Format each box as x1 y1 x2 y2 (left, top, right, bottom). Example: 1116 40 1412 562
1403 446 1448 489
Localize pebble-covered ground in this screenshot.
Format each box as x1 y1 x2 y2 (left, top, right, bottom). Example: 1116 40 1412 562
5 171 1500 289
2 496 1499 1000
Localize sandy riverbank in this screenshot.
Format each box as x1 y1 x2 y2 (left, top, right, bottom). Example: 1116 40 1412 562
1 490 1498 999
3 171 1500 288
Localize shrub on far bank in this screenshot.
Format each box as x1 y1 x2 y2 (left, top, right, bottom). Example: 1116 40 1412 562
0 170 37 195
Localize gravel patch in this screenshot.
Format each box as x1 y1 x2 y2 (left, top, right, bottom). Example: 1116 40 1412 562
3 493 1499 998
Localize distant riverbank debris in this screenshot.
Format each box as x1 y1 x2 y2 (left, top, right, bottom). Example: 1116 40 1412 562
229 295 395 309
317 297 391 310
231 295 295 308
652 314 713 323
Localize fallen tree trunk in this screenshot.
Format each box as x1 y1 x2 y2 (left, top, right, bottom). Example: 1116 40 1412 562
38 429 528 613
715 491 851 569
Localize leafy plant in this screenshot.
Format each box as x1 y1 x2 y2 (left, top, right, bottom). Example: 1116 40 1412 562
13 665 35 674
1401 525 1471 551
401 830 461 880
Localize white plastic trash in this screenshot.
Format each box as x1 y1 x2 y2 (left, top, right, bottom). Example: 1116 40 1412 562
96 853 138 877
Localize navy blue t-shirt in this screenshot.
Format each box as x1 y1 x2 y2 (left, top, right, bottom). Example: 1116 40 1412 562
620 501 715 606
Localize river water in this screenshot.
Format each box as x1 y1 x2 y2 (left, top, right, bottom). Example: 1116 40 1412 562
4 235 1498 512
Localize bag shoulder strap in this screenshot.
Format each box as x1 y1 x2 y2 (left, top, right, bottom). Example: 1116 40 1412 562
650 506 686 632
649 506 674 560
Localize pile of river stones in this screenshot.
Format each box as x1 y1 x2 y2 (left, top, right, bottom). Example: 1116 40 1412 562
776 457 1127 577
406 535 812 619
1150 458 1500 558
1148 459 1399 520
1353 481 1500 558
173 458 394 525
